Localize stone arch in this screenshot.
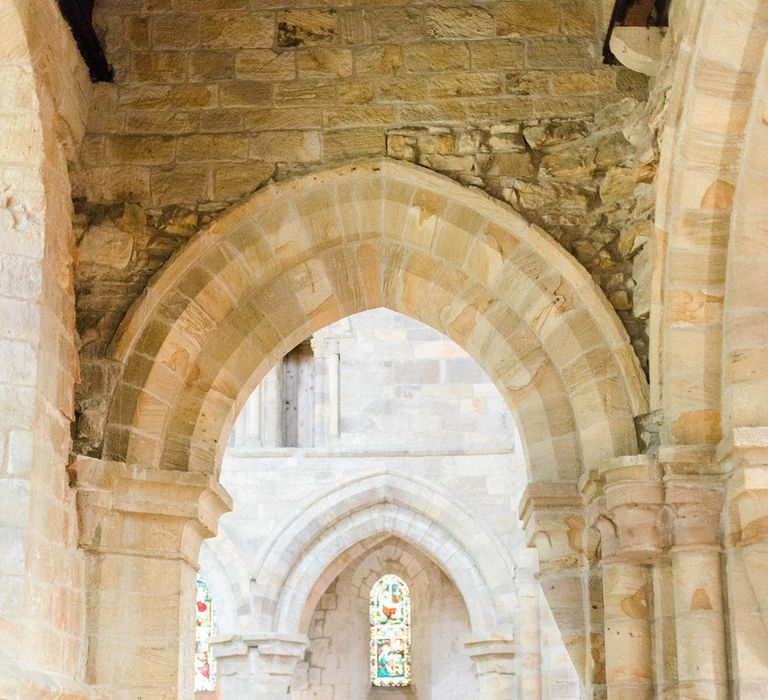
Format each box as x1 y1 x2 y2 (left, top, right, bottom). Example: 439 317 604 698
722 21 768 431
249 472 515 638
653 0 768 444
104 158 647 487
293 536 478 699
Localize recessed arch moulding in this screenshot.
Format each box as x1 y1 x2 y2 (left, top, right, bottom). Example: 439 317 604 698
80 157 648 697
208 472 522 698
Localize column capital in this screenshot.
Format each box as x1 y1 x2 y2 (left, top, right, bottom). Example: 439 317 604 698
213 633 309 697
657 446 723 548
213 632 309 661
464 634 515 664
465 635 515 699
519 481 583 571
718 426 768 473
717 427 768 547
69 455 232 564
597 455 665 562
658 443 719 476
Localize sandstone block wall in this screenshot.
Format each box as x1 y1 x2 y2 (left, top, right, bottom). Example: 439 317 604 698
0 0 92 692
73 0 657 457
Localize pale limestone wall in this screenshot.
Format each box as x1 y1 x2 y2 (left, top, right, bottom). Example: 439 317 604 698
233 308 516 452
291 539 478 700
0 0 91 696
201 309 578 697
72 0 657 457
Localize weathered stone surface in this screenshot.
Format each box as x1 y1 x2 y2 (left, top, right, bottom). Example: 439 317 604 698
213 162 275 201
78 224 134 270
277 9 337 47
235 49 295 81
496 1 560 37
9 1 768 699
200 13 275 49
425 5 494 39
251 130 322 163
297 47 353 78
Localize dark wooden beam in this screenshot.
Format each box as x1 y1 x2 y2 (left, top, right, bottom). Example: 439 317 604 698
603 0 671 65
57 0 113 82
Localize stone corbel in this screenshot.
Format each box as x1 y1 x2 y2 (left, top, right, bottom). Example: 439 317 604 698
68 455 116 548
519 481 593 689
609 26 664 76
69 454 232 564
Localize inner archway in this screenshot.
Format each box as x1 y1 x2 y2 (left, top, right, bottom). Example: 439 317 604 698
200 308 579 699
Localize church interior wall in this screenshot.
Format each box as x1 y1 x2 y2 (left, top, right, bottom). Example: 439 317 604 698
0 0 92 694
2 0 768 697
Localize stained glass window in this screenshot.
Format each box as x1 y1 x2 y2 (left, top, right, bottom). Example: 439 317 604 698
195 577 217 692
370 574 411 687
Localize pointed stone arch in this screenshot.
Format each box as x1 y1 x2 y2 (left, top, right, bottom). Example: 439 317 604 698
248 471 515 638
104 158 648 487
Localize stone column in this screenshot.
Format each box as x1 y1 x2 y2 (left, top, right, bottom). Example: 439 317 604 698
213 633 308 699
71 457 231 699
465 636 515 700
660 446 727 700
515 557 542 698
720 427 768 695
520 482 598 694
310 335 340 444
596 456 664 700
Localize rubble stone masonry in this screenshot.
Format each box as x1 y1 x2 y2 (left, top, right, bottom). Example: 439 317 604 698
73 0 657 455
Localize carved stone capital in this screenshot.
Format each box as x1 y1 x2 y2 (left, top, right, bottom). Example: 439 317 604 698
242 632 310 664
659 445 723 548
466 635 516 698
596 455 665 562
69 455 232 565
213 632 309 692
519 481 583 571
464 635 515 672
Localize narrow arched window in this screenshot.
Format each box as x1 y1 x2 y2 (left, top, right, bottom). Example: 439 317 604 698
195 577 217 692
370 574 411 687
